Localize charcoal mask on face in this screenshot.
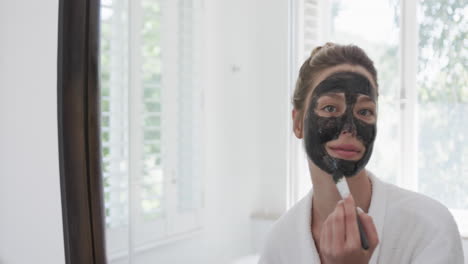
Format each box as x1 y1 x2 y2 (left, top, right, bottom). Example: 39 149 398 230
303 71 377 182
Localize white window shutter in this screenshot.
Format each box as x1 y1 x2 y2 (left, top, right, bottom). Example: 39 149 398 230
100 0 131 258
303 0 320 59
164 0 204 236
100 0 204 260
298 0 329 61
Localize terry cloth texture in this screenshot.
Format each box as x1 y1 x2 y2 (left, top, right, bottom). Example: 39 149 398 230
258 172 464 264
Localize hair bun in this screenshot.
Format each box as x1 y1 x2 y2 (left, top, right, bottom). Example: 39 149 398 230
310 42 336 58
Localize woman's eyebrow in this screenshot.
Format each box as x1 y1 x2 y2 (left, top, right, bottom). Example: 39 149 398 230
318 92 345 100
357 95 376 103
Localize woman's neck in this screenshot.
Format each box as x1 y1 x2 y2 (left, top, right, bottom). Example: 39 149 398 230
309 160 372 225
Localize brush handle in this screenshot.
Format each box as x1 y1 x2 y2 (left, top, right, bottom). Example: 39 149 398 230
356 214 369 250
334 172 369 249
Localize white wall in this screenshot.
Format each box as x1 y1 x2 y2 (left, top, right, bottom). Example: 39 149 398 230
0 1 64 264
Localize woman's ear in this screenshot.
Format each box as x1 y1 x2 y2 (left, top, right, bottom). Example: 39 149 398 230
292 109 303 139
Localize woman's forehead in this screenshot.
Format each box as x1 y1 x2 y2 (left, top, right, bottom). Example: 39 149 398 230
312 64 377 90
305 65 377 106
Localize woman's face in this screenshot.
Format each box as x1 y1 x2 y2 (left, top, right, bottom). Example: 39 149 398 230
300 64 378 182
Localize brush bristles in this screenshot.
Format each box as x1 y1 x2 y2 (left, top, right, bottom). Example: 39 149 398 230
336 177 350 198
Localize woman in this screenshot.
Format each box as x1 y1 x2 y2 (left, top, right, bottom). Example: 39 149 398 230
258 43 464 263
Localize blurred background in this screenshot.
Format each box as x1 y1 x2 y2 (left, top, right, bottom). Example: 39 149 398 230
0 0 467 263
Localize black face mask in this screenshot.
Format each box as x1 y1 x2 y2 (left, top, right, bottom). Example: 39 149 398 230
303 72 377 182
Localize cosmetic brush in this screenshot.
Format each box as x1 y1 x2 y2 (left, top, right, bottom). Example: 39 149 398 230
334 171 369 250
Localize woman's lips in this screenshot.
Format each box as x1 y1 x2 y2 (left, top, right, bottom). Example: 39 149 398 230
327 144 361 159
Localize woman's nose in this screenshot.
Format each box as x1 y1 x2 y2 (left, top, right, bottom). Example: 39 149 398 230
341 117 357 136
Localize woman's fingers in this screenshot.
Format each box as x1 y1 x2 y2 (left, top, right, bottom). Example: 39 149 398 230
319 195 379 264
320 214 334 256
343 195 360 249
357 208 379 251
331 200 345 251
321 199 345 259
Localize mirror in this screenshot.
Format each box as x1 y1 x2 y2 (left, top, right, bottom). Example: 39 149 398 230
58 0 467 263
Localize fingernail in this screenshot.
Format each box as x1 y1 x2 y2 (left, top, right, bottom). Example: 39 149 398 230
337 199 344 205
357 206 364 214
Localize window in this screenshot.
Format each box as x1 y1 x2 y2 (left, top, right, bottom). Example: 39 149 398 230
293 0 467 235
100 0 204 261
416 0 468 235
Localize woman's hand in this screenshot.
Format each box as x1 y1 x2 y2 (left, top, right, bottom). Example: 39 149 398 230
319 194 379 264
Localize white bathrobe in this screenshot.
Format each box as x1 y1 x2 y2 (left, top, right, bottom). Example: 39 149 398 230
258 172 464 263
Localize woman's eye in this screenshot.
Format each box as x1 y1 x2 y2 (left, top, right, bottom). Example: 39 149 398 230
322 105 337 113
358 109 373 116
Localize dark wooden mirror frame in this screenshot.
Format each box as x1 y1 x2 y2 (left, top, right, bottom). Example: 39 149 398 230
57 0 106 263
